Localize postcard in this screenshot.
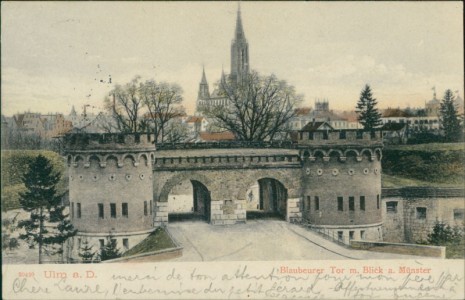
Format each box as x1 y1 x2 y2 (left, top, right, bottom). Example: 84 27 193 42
2 2 464 299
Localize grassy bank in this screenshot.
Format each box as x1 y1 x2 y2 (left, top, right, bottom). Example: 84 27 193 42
1 150 67 211
122 227 177 257
382 143 464 187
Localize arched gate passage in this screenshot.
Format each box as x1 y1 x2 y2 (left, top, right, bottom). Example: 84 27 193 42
166 179 212 223
248 178 287 220
192 180 211 222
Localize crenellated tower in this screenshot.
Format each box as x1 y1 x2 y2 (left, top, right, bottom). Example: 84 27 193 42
63 133 156 260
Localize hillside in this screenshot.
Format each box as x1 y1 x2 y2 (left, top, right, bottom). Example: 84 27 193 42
382 143 465 188
1 150 68 211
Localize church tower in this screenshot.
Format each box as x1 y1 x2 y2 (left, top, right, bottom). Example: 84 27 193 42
230 5 249 82
198 67 210 100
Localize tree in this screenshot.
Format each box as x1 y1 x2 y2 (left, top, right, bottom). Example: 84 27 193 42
427 222 463 246
100 233 121 261
141 80 185 142
356 84 382 130
104 76 145 133
78 238 96 263
163 118 189 143
2 218 20 251
439 89 462 142
201 71 302 141
46 204 77 263
17 155 65 263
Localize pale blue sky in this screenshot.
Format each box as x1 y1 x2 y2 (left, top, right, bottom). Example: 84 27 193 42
1 1 463 116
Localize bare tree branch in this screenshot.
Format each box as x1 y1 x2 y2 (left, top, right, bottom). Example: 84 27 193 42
201 71 302 141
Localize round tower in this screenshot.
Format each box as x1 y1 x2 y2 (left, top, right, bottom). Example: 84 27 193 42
64 133 155 260
298 130 383 244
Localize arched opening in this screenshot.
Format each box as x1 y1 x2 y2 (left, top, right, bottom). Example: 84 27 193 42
246 178 287 220
167 179 211 222
329 150 341 162
192 180 211 221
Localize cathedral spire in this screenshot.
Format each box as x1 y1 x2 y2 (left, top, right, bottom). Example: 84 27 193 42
231 4 249 82
235 3 245 41
198 67 210 100
201 65 208 84
70 105 77 116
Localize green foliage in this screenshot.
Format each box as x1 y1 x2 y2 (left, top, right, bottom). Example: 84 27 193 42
78 239 96 263
439 89 463 142
2 218 20 251
1 150 64 187
386 143 465 151
45 205 77 262
17 154 74 264
427 222 462 245
407 130 443 144
382 145 465 185
424 222 465 259
356 84 382 130
122 227 176 257
1 150 67 212
1 184 27 211
100 234 121 261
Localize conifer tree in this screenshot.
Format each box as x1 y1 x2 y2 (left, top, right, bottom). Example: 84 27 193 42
46 205 77 263
439 89 462 142
2 218 19 251
100 233 121 261
17 155 72 264
356 84 382 131
78 238 96 263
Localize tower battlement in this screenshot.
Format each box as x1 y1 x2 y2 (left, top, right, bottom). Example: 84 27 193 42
293 130 383 146
63 133 156 151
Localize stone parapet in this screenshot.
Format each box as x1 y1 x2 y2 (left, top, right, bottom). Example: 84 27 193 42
64 133 155 151
382 187 465 198
350 240 445 258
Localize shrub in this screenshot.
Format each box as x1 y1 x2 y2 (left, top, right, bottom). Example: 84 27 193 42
425 222 465 259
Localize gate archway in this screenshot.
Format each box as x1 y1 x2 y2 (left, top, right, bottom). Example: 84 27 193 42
165 178 212 223
247 178 287 220
192 180 211 222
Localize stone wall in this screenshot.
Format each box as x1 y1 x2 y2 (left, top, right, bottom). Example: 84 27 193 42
64 133 156 261
382 188 465 243
381 196 405 243
69 155 154 233
153 167 301 225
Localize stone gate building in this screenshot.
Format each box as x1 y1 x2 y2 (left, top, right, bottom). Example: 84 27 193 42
64 130 383 258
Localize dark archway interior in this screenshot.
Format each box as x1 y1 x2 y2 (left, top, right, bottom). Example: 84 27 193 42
247 178 287 220
192 180 211 221
168 180 211 222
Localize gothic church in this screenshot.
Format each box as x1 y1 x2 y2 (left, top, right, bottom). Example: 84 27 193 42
196 6 249 114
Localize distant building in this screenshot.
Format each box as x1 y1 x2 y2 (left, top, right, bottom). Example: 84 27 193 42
425 88 441 117
196 7 249 114
380 123 408 145
66 106 117 133
290 100 361 131
310 100 349 130
290 107 312 130
10 111 72 138
185 116 209 135
198 131 235 142
13 112 45 136
40 113 73 137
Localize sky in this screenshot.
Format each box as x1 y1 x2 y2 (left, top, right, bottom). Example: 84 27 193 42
1 1 463 116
